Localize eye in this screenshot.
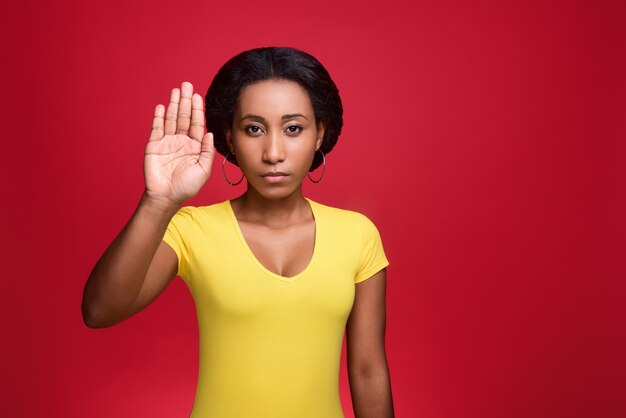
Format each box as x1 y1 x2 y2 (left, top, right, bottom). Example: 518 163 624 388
245 125 264 136
285 125 303 135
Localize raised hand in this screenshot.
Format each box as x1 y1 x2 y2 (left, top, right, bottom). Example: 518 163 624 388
144 82 215 207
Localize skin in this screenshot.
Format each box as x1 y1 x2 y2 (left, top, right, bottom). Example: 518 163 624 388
81 80 394 417
224 79 324 276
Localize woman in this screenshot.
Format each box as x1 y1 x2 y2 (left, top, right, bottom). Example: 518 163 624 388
82 47 394 418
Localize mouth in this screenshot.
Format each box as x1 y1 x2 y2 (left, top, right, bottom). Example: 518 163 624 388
262 171 288 177
261 172 289 183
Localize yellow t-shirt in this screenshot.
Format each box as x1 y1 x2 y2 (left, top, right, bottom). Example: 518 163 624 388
162 197 389 418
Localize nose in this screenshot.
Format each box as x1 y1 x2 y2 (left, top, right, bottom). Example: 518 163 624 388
262 131 285 164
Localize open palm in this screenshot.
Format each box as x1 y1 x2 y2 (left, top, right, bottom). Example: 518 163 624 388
144 82 215 206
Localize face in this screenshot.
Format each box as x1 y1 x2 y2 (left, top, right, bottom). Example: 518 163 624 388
226 79 325 199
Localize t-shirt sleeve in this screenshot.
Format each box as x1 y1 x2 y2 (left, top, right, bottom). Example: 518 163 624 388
161 206 194 284
355 214 390 284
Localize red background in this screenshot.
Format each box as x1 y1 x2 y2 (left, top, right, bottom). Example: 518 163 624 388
2 0 625 417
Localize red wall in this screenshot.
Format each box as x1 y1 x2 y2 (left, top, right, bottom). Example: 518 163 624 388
3 0 625 417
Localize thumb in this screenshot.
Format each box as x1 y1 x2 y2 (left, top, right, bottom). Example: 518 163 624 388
197 132 215 174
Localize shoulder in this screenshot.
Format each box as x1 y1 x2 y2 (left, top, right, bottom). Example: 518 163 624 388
307 198 380 233
170 200 231 226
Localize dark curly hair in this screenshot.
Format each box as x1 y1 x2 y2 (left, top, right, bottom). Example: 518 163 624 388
205 46 343 171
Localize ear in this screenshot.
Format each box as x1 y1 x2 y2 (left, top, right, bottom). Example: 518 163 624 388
225 127 234 153
315 121 326 150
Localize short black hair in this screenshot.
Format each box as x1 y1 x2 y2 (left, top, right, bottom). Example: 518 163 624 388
205 46 343 171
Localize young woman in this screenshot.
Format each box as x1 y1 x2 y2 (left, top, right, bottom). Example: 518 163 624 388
82 47 394 418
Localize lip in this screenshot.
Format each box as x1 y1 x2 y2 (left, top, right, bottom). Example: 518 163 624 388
261 172 289 183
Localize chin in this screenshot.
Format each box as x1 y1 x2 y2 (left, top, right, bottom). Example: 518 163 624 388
249 182 302 200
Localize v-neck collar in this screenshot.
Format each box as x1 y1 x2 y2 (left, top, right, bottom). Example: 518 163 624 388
226 197 319 283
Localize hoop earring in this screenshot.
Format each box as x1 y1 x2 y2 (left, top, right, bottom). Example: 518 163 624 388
222 152 244 186
307 149 326 183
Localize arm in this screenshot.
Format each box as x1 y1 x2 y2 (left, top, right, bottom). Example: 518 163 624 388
346 268 395 418
81 195 180 328
81 82 215 328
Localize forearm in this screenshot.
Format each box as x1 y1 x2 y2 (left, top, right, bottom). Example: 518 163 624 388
349 368 395 418
82 192 179 326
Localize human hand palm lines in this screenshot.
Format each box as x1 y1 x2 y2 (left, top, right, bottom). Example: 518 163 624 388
145 82 215 202
146 135 206 185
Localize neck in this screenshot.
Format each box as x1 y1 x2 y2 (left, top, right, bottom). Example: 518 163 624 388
230 185 312 228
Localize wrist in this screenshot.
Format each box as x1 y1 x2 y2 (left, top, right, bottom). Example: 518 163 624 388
139 191 181 216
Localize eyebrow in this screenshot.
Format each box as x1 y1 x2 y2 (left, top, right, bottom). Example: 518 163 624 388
241 113 309 122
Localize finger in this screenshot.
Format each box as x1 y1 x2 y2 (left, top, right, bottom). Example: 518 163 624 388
164 88 180 135
197 132 215 174
149 104 165 141
176 81 193 136
189 93 205 141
